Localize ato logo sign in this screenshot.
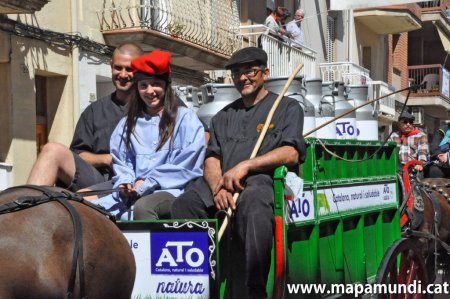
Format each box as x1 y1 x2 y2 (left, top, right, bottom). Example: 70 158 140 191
287 190 315 223
151 232 208 275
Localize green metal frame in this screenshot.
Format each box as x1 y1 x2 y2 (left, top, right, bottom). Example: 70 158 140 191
266 138 401 298
120 139 402 299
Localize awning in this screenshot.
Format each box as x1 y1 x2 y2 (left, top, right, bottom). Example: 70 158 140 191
436 25 450 53
354 10 421 34
330 0 427 10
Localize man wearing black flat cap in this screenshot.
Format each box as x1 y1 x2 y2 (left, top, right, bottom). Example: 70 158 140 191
172 46 306 299
389 110 429 172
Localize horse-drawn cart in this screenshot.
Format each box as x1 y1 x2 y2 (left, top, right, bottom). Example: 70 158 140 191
1 138 448 298
119 138 448 298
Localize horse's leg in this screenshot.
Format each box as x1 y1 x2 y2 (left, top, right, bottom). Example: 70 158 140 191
75 203 135 299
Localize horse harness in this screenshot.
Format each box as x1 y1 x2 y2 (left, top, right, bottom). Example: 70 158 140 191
0 185 115 299
402 177 450 253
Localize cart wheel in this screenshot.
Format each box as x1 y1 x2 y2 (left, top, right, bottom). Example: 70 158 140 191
373 238 429 299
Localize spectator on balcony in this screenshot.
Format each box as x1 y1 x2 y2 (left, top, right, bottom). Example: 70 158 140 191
286 9 305 46
389 110 429 172
265 6 287 37
425 109 450 178
27 42 143 191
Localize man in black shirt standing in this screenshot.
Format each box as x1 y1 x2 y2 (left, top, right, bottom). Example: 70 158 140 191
27 43 143 191
171 47 306 299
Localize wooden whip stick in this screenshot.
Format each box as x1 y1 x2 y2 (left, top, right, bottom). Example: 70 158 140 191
218 63 304 241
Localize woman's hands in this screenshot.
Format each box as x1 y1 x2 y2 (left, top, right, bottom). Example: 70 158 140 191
118 179 144 207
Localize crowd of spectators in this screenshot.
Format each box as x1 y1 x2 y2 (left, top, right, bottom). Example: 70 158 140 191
388 109 450 179
264 6 306 47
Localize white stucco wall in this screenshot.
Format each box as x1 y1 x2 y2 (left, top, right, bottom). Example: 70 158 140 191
78 53 112 113
354 20 387 81
301 0 329 71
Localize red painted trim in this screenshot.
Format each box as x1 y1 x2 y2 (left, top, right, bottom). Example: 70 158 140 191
400 160 423 227
273 216 285 299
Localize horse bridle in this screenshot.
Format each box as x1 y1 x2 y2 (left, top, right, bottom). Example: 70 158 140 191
0 185 115 299
401 172 450 254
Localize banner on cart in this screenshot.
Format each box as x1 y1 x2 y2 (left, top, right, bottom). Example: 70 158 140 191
317 182 396 215
286 190 315 223
118 221 217 299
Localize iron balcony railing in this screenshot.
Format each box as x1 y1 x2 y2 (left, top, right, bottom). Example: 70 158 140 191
97 0 240 56
418 0 445 10
320 62 371 85
237 25 317 78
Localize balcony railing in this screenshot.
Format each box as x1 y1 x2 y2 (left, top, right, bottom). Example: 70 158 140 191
237 25 317 78
97 0 240 56
408 64 449 99
320 62 371 85
367 81 396 117
418 0 446 10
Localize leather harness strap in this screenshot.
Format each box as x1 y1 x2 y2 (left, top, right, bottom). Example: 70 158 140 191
56 194 86 299
0 185 115 299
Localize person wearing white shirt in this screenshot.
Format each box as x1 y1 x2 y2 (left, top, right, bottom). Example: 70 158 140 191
286 9 305 46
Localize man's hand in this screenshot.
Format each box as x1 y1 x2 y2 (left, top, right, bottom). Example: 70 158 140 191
414 164 424 172
214 161 249 194
213 188 235 210
437 152 449 164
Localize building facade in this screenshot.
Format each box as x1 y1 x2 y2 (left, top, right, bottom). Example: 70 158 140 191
2 0 450 188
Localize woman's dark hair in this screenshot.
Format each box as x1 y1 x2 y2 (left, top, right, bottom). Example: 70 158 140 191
124 80 179 151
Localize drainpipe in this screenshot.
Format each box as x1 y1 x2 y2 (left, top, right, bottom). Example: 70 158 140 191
71 0 80 127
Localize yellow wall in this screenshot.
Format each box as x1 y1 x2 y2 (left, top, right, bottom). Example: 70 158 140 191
8 35 73 185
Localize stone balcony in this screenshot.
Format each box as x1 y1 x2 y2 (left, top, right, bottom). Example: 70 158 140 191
0 0 49 13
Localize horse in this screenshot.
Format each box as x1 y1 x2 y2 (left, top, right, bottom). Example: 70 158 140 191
401 162 450 282
0 185 136 299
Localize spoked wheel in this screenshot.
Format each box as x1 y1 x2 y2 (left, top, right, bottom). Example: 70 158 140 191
374 238 429 299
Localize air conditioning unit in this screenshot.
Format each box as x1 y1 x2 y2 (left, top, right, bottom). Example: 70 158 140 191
411 107 424 125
